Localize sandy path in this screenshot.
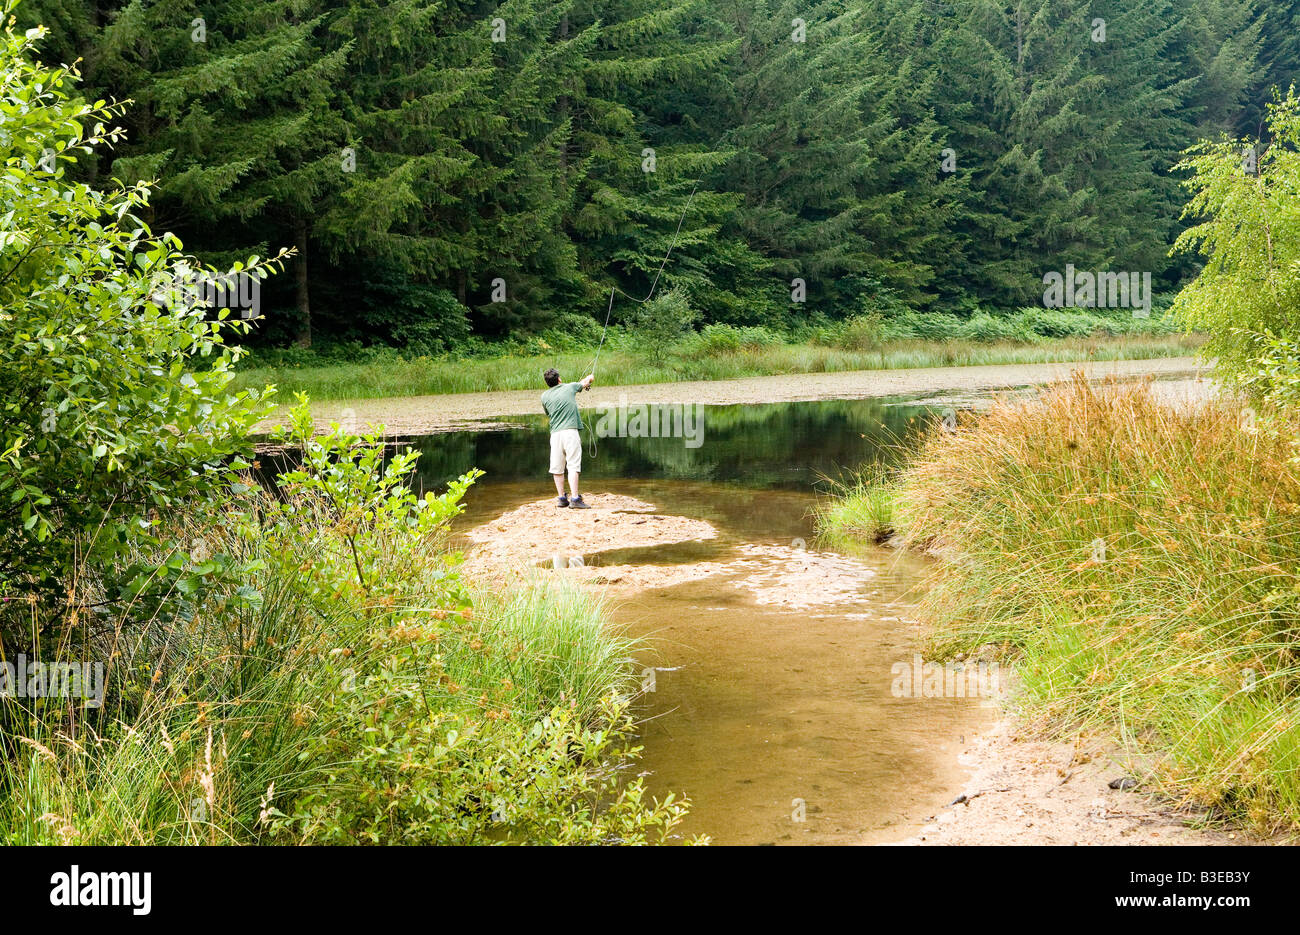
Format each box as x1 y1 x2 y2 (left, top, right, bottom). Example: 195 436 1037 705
888 718 1258 846
257 356 1207 435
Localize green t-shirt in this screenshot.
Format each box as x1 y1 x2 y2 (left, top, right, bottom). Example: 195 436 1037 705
541 381 584 433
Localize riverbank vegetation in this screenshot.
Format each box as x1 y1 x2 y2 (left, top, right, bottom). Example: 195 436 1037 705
3 410 686 844
0 19 690 845
234 329 1197 401
827 376 1300 833
821 93 1300 835
10 0 1300 846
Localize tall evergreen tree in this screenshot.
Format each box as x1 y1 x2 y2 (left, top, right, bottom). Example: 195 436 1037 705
18 0 1299 345
89 0 351 346
696 0 964 319
919 0 1192 305
1172 0 1265 139
1247 0 1300 134
560 0 745 327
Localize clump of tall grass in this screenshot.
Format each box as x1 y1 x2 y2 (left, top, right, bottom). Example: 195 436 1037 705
881 374 1300 833
816 465 900 547
466 575 637 719
0 404 692 845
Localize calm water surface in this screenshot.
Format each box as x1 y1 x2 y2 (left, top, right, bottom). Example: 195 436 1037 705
417 398 993 844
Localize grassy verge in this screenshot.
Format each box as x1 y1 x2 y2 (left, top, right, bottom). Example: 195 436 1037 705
232 333 1204 401
819 375 1300 835
1 407 693 845
817 465 900 548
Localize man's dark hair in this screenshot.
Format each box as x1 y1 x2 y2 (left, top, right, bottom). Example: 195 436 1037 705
543 368 560 387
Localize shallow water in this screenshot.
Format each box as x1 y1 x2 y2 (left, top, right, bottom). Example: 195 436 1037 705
430 398 995 844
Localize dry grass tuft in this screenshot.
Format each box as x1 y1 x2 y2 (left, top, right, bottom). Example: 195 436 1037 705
888 373 1300 834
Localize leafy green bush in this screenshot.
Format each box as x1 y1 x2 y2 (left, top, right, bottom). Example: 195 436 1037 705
809 312 887 349
1172 90 1300 389
879 310 966 341
628 289 697 364
362 284 471 356
735 325 781 347
1015 307 1106 338
1243 332 1300 410
0 21 280 650
837 312 886 350
275 674 687 844
1127 312 1178 336
1 403 696 844
956 312 1034 343
689 323 741 354
683 323 783 357
538 312 609 352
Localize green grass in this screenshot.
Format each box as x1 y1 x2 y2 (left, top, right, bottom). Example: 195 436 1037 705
0 547 650 845
0 446 685 844
817 465 901 548
464 573 639 720
823 375 1300 836
232 333 1204 401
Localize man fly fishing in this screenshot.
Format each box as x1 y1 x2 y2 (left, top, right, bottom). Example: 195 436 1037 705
541 181 698 509
542 368 594 508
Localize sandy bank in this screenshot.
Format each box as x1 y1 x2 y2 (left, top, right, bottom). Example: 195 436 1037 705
888 717 1260 846
461 486 1260 846
258 356 1208 436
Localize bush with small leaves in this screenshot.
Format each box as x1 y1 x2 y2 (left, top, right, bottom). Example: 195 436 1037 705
0 17 286 654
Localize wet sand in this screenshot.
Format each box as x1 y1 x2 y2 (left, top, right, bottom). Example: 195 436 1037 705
457 480 995 845
258 356 1209 436
887 717 1254 846
459 478 1262 846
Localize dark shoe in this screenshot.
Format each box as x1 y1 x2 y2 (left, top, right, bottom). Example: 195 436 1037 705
568 494 590 509
556 495 569 508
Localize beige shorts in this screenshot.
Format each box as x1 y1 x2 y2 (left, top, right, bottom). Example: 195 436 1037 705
549 428 582 474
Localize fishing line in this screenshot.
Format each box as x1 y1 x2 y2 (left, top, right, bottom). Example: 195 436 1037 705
588 177 701 381
572 177 702 462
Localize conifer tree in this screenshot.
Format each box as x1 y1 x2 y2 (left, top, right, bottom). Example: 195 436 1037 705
561 0 745 326
17 0 1299 342
698 0 964 318
920 0 1191 305
79 0 351 345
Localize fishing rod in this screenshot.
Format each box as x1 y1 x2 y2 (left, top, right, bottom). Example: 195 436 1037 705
586 178 700 459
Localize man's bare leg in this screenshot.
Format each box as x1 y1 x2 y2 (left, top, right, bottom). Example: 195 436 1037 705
552 473 566 496
568 470 581 499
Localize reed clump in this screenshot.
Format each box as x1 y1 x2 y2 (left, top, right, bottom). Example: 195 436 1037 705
837 373 1300 833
